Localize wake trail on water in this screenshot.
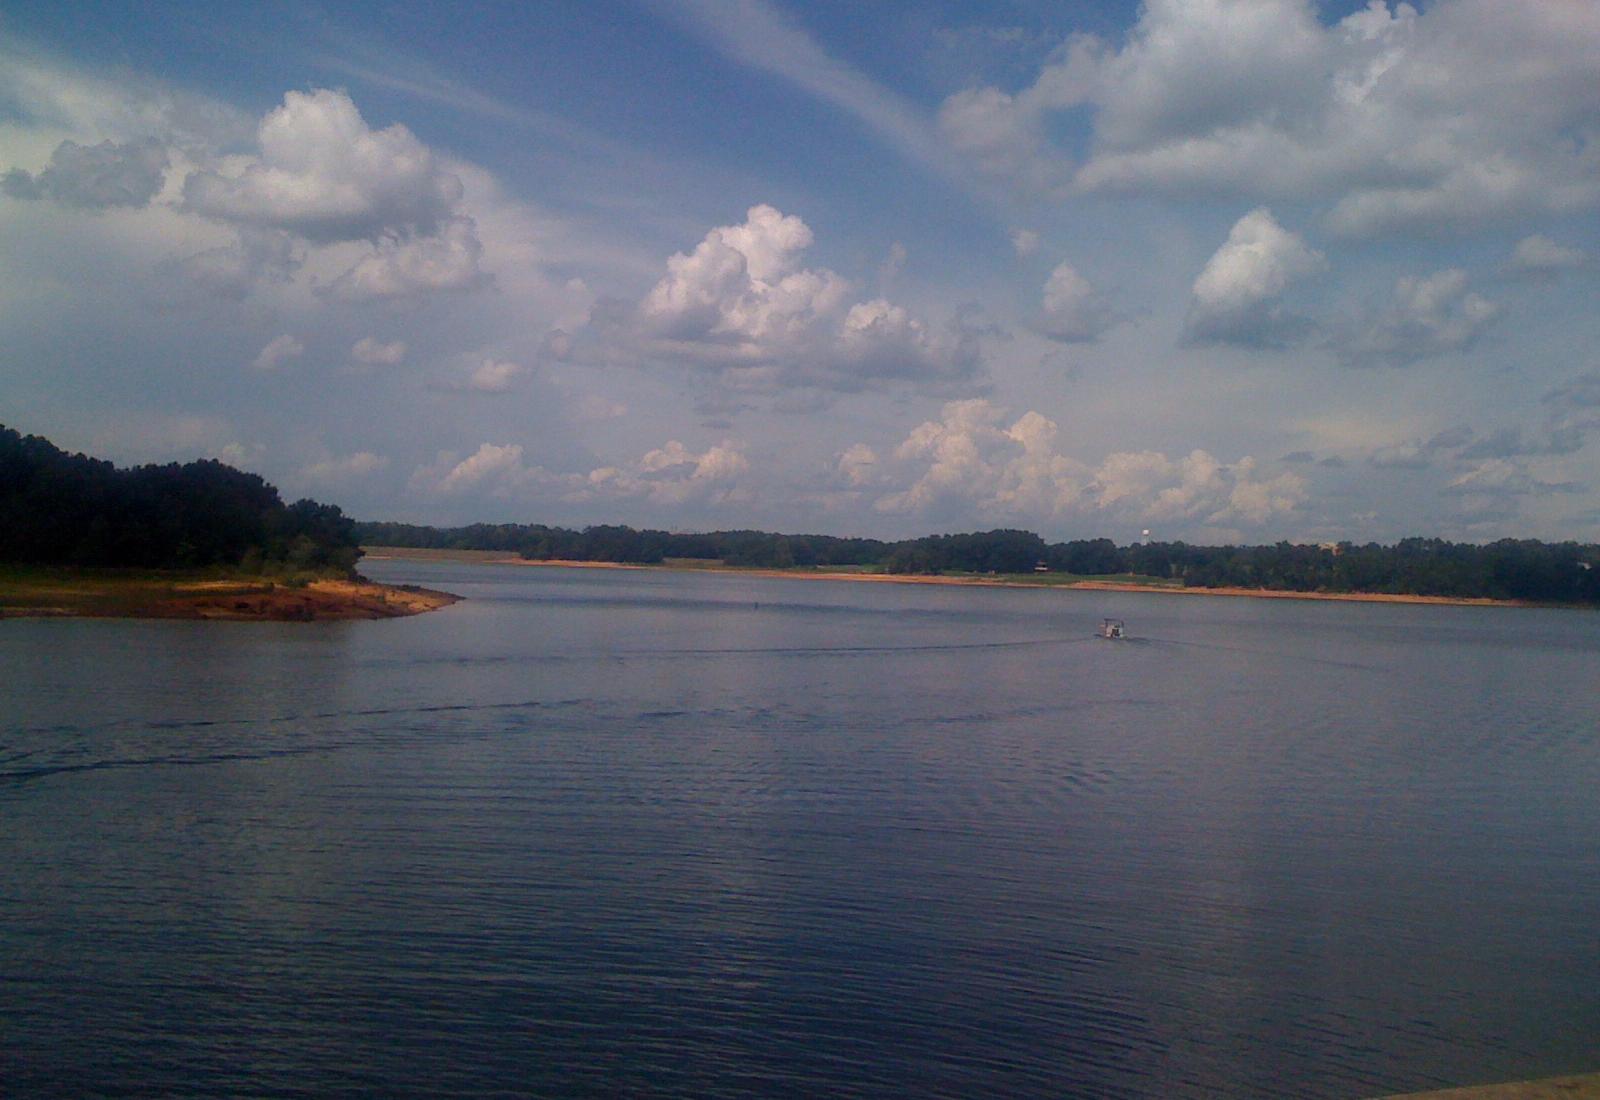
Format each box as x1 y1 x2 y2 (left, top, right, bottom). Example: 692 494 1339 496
9 698 592 738
1 632 1387 786
0 699 597 784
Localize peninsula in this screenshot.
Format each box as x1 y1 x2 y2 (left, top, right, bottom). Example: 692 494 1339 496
0 426 456 622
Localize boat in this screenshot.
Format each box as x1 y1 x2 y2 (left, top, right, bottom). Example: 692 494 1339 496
1098 618 1126 639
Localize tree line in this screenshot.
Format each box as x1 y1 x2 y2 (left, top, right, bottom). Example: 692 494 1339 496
1 425 362 573
353 521 1600 605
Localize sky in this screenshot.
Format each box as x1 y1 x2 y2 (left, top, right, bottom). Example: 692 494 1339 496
2 0 1598 544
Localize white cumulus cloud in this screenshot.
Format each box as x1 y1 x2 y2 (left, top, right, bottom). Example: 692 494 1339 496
250 333 304 371
938 84 1075 198
1508 235 1589 275
584 439 751 506
940 0 1600 235
468 358 527 393
630 204 981 393
413 442 532 495
1184 208 1324 347
182 88 462 243
410 438 751 507
867 399 1305 528
300 451 388 483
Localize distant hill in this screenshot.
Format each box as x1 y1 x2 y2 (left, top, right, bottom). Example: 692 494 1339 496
0 425 360 574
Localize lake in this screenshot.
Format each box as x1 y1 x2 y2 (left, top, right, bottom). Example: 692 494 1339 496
4 560 1598 1098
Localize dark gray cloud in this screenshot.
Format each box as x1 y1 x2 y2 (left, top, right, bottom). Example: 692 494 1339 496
1544 370 1600 410
3 138 168 208
1371 420 1582 471
1184 301 1317 351
1456 426 1587 461
156 229 303 301
1037 260 1123 343
1443 460 1578 499
322 217 489 301
1368 443 1433 470
1333 270 1501 367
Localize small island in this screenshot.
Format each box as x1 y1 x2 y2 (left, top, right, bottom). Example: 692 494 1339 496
0 426 457 622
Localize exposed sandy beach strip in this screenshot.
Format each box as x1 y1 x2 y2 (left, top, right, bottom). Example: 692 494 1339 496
1 577 459 621
1068 580 1525 607
661 569 1523 606
147 579 461 620
1373 1071 1600 1099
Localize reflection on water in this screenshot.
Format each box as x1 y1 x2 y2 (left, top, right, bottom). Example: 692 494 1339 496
4 561 1599 1098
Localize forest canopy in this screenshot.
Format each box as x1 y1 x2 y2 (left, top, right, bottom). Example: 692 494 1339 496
0 425 361 573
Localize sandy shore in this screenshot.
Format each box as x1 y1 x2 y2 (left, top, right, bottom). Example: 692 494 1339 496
1 574 460 621
363 546 1529 607
1373 1071 1600 1099
686 570 1523 606
146 579 461 621
1068 580 1526 607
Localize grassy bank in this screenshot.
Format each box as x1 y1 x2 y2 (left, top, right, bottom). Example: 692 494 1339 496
0 564 458 621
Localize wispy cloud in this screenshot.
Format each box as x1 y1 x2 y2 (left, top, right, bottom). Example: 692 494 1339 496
309 51 645 168
657 0 960 183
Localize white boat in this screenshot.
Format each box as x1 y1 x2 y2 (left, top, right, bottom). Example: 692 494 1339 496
1098 618 1126 639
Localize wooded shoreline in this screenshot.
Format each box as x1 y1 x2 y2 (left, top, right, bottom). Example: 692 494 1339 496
362 547 1541 608
356 522 1600 607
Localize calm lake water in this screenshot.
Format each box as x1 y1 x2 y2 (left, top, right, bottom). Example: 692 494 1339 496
4 561 1599 1098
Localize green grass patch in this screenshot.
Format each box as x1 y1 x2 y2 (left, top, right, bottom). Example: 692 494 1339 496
0 563 346 616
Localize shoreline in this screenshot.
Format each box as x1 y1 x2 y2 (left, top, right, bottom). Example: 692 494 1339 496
1065 579 1527 607
362 547 1535 608
1374 1071 1600 1098
1 573 460 622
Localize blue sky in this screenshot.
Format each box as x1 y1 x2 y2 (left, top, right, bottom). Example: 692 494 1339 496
2 0 1597 542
